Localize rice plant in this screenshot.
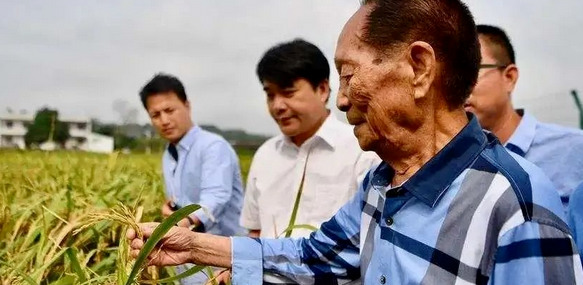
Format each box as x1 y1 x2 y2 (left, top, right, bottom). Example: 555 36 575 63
0 150 253 285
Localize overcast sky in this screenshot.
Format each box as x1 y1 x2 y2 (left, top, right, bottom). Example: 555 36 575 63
1 1 582 136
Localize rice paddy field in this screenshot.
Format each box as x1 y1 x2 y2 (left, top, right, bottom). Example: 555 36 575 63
0 150 254 284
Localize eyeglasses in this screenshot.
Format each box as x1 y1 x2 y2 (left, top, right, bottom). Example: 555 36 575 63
479 63 508 69
477 63 509 80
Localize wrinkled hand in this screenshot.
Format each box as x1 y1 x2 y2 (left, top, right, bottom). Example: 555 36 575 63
161 200 175 218
207 269 231 285
127 222 196 267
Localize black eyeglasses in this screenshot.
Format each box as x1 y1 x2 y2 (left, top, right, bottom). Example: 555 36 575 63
479 64 508 69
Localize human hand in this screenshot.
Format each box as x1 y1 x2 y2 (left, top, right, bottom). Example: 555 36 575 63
127 222 196 266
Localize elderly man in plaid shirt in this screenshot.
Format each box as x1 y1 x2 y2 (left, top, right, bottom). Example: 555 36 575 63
128 0 583 284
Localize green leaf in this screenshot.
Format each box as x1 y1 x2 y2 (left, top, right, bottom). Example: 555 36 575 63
30 248 68 282
139 265 206 284
125 204 201 285
80 275 115 285
206 267 218 285
49 275 76 285
65 248 87 283
277 224 318 238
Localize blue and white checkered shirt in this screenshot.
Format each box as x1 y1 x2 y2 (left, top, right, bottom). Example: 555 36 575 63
231 116 582 285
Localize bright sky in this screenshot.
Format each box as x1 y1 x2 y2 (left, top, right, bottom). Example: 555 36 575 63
1 0 582 135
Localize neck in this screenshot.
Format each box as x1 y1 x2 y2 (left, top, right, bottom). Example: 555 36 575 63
170 121 194 145
489 107 521 144
376 108 469 186
290 110 329 147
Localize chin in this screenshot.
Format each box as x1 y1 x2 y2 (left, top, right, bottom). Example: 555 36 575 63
356 138 375 152
279 126 301 137
353 126 378 152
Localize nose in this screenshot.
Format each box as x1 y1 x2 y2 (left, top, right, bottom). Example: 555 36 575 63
272 95 287 114
159 113 171 126
465 94 474 105
336 87 351 113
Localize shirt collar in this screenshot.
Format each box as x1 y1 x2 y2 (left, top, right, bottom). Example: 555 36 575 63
371 113 488 207
275 112 340 152
506 109 537 156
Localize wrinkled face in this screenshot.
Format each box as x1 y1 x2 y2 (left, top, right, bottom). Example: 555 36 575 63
465 36 515 131
146 92 193 144
334 6 424 152
264 78 329 138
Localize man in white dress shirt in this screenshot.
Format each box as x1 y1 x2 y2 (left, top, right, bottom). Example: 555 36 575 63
242 38 380 239
212 39 379 284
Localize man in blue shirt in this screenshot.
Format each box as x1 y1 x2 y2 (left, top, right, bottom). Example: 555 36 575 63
465 25 583 208
139 74 245 284
568 183 583 264
129 2 582 284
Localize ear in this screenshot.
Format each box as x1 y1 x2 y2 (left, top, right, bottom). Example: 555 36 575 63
185 100 191 110
502 64 519 96
407 41 436 100
316 79 331 103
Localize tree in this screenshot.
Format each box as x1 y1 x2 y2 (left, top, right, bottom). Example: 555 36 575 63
91 119 116 136
25 108 70 147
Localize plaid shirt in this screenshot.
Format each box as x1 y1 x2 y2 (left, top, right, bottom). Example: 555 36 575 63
231 116 583 285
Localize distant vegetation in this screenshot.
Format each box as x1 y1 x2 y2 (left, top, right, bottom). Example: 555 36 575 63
91 120 270 153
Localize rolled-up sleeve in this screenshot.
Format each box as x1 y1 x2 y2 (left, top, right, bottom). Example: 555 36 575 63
192 140 235 228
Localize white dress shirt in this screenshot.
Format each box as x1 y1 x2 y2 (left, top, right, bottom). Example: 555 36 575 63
240 114 381 238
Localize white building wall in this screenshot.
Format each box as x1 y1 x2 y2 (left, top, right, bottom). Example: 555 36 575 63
87 133 114 153
0 113 113 153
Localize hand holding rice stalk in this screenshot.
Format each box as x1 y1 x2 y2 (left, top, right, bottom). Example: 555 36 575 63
76 203 208 284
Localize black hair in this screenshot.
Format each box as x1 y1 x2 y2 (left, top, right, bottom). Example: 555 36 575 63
256 39 330 91
139 73 187 109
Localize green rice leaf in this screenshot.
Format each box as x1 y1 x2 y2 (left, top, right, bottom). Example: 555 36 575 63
125 204 201 285
139 265 206 284
65 248 87 283
278 224 318 238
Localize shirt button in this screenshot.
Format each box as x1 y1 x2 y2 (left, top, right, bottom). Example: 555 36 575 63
386 217 393 226
380 275 386 284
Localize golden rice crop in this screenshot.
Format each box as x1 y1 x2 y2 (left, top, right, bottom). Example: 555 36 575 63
0 150 253 285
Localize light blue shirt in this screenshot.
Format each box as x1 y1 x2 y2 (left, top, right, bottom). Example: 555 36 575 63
568 182 583 264
162 125 244 236
506 110 583 207
230 115 581 285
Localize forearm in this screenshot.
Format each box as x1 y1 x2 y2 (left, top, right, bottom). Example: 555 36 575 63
190 232 232 268
195 188 231 227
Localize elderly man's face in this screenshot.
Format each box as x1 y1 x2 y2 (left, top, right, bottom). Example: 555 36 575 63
334 6 423 152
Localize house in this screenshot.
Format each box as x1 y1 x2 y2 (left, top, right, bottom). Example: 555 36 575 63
0 112 114 153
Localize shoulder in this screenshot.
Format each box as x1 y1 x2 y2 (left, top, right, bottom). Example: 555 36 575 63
197 129 232 148
480 142 565 224
534 122 583 147
253 135 281 157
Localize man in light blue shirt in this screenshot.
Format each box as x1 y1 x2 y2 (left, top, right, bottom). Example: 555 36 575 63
139 73 244 283
568 183 583 264
128 2 582 284
465 25 583 208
